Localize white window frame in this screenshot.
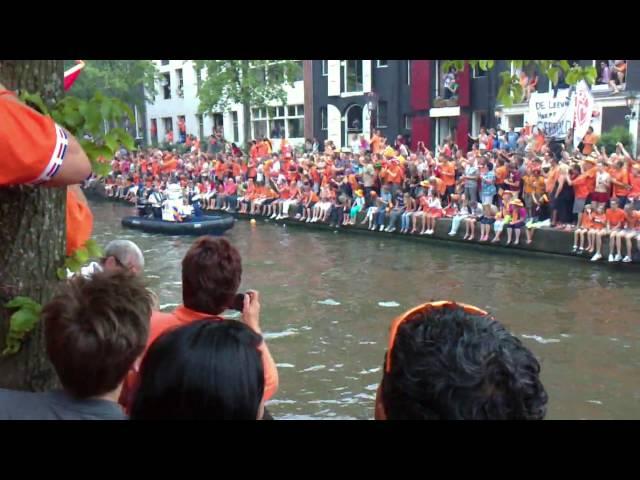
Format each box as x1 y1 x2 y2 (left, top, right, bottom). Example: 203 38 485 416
320 106 328 130
176 68 184 98
251 104 304 139
343 60 364 95
407 60 411 85
592 60 626 93
434 60 440 98
376 60 389 68
232 111 239 143
404 114 412 130
321 60 328 76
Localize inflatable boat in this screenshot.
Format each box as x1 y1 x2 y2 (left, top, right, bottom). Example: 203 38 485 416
121 213 235 236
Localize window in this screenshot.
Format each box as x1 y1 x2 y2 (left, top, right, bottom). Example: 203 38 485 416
407 60 411 85
287 103 304 138
320 106 327 130
377 100 388 128
404 115 412 130
344 60 363 93
270 106 285 139
321 60 328 76
472 64 487 78
377 60 388 68
176 68 184 98
160 60 169 66
232 111 239 143
196 68 202 91
161 73 171 99
150 118 158 144
197 114 204 141
163 117 173 136
212 113 224 130
251 108 268 139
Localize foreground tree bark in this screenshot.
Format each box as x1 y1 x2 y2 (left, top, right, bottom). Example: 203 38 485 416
0 60 65 390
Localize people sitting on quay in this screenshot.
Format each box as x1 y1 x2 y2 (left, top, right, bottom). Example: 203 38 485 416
89 129 640 262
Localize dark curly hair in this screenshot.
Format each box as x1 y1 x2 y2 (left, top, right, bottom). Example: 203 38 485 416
380 305 548 420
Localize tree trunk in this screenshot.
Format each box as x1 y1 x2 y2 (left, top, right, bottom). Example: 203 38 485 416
243 101 251 149
0 60 65 391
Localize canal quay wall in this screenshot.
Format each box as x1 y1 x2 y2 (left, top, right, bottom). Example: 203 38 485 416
84 186 640 267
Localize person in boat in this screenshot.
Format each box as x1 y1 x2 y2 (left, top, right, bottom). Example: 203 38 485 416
190 192 204 219
148 187 164 219
162 181 184 222
178 198 194 222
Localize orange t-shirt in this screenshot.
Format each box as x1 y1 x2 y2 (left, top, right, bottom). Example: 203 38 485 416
572 171 595 200
370 135 382 154
580 212 593 229
611 168 630 198
66 189 94 256
545 166 559 194
495 165 508 185
440 162 456 187
0 91 70 185
582 134 595 155
590 213 606 230
628 173 640 198
161 157 178 173
119 305 279 411
606 208 626 229
386 165 404 185
232 162 242 178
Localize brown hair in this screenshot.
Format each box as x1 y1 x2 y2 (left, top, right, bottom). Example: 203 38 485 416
43 271 152 398
182 236 242 315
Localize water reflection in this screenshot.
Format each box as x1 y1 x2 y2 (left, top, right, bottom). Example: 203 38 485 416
91 201 640 420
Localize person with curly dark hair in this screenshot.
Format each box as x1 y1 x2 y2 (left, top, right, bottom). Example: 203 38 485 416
375 301 548 420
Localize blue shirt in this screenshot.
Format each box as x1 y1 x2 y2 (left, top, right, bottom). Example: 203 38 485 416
481 171 496 197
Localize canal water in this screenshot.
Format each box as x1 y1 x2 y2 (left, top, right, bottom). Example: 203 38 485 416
91 201 640 420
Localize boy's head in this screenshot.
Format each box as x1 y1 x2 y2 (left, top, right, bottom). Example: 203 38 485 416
43 271 152 398
610 199 618 210
376 302 547 420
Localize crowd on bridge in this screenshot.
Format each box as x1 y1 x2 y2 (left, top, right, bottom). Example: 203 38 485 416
100 121 640 263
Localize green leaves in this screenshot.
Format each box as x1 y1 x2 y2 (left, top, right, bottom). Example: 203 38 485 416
3 296 42 356
85 239 103 258
19 91 50 116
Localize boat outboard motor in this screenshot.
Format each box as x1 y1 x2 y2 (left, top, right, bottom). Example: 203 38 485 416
191 193 203 218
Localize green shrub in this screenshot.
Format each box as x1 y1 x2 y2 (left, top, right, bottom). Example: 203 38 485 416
599 126 632 154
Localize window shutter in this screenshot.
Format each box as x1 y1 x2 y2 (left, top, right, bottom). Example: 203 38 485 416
327 60 340 96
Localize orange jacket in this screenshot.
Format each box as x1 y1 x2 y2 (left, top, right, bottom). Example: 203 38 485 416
120 304 279 410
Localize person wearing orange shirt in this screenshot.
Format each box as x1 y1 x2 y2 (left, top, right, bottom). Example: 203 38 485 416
570 157 597 226
586 204 606 256
0 87 93 257
385 159 404 196
572 204 593 254
439 156 456 200
581 127 596 156
119 237 279 414
621 203 640 262
591 199 626 262
370 130 383 155
610 159 631 207
627 163 640 210
300 186 319 222
161 154 178 174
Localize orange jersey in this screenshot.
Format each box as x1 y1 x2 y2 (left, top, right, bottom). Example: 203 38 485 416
0 90 70 185
606 208 626 229
120 305 279 411
545 166 559 194
161 157 178 173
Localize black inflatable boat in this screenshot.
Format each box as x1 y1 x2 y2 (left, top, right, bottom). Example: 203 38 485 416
121 213 235 236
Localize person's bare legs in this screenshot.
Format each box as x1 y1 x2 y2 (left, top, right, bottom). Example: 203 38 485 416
469 219 476 240
525 228 533 244
506 226 513 245
514 227 522 245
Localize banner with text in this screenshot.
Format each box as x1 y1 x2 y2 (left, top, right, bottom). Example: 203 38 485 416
528 89 574 140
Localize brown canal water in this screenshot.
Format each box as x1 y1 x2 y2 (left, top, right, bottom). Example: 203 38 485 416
91 201 640 420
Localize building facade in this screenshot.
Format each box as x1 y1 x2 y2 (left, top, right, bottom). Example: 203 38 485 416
144 60 305 150
307 60 412 150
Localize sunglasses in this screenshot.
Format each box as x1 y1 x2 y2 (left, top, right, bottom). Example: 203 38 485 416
385 301 488 373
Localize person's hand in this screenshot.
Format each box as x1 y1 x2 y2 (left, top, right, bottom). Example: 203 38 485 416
242 289 261 334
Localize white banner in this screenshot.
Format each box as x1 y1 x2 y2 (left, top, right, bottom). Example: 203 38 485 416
528 88 574 140
573 80 595 150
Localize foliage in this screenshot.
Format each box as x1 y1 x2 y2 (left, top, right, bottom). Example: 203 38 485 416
193 60 302 113
20 90 136 177
64 60 159 108
442 60 598 107
56 239 103 280
600 126 632 154
3 297 42 356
